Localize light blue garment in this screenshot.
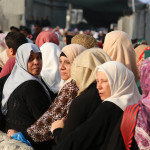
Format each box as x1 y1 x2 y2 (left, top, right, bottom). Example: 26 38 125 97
11 132 32 146
1 43 51 115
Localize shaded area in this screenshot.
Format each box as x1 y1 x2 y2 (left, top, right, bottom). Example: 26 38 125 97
67 0 129 27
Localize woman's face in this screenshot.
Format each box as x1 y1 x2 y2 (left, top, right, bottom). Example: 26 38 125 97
96 71 111 101
59 56 71 81
27 51 42 76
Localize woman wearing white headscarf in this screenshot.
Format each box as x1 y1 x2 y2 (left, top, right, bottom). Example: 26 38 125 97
40 42 64 99
53 61 141 150
51 48 112 144
25 44 86 143
2 43 51 149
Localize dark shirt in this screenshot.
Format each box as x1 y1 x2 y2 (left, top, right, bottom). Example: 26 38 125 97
53 83 101 143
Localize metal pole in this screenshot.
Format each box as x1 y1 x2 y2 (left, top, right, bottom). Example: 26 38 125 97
66 3 72 29
132 0 135 13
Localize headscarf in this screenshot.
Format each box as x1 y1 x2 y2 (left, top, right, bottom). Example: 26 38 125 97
0 33 7 52
40 42 64 93
95 61 141 111
58 44 86 92
134 58 150 149
35 31 59 48
71 34 98 49
60 44 86 64
71 48 112 95
135 44 150 63
2 43 51 115
103 31 139 82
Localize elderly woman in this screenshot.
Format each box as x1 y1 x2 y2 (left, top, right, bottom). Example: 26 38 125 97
7 44 86 144
52 61 141 150
108 58 150 150
51 48 112 143
1 43 51 149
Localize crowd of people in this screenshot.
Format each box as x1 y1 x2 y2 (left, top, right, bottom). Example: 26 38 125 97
0 24 149 150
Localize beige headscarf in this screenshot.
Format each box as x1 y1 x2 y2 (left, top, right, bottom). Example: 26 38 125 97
60 44 86 64
103 31 139 82
135 44 150 63
59 44 86 92
71 48 112 95
71 34 98 49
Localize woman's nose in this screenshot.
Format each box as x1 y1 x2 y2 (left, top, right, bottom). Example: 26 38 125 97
60 63 65 69
34 58 39 64
97 82 102 90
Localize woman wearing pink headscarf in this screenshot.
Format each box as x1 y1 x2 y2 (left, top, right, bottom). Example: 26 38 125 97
103 31 139 82
35 31 59 48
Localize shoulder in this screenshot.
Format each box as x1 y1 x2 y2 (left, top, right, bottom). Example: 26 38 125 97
99 101 123 116
73 83 99 104
17 80 45 92
5 57 16 66
59 80 78 94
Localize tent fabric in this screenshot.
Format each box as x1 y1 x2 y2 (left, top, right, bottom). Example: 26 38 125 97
67 0 129 13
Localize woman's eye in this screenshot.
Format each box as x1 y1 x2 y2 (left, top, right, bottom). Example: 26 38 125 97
64 61 70 64
29 57 33 61
66 61 70 64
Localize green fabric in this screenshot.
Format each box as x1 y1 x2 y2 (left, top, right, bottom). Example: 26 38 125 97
67 0 129 13
136 81 142 95
144 50 150 59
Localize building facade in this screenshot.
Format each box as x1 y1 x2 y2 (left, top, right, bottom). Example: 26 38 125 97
0 0 67 32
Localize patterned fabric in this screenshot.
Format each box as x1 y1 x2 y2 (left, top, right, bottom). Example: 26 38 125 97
27 80 79 142
134 57 150 149
120 103 140 150
135 44 150 63
71 34 98 49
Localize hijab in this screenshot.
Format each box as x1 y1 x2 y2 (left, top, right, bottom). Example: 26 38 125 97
40 42 64 93
134 58 150 149
135 44 150 63
0 33 7 52
71 48 112 95
60 44 86 64
103 31 139 82
1 43 51 115
35 31 59 48
95 61 141 111
58 44 86 92
71 34 98 49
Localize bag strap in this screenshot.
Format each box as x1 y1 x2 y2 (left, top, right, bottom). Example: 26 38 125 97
120 103 140 150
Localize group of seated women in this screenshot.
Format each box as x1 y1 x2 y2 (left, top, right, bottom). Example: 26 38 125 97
0 30 149 150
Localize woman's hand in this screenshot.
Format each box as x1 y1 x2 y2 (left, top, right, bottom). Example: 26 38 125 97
7 129 18 138
51 117 66 133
